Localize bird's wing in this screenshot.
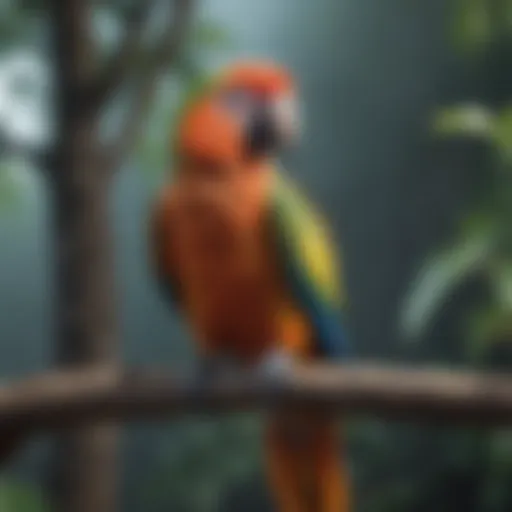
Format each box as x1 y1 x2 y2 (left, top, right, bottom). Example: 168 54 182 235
269 170 351 357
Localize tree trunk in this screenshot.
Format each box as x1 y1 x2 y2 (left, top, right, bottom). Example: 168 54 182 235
49 167 119 512
49 1 119 511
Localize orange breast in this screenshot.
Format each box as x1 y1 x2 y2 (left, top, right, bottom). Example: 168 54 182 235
169 185 274 362
181 255 281 362
181 254 314 363
166 180 314 364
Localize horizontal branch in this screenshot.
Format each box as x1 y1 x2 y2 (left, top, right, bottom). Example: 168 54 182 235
0 363 510 432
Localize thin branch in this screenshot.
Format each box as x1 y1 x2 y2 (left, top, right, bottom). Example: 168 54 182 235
90 0 155 110
0 363 510 435
106 0 194 173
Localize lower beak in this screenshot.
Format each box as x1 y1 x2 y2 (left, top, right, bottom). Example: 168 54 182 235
245 108 281 157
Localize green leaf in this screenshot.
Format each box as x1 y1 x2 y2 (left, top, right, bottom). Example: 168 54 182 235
508 0 512 31
401 221 497 340
489 430 512 473
466 305 512 361
457 254 512 361
192 20 233 50
143 415 262 511
433 104 496 140
452 0 493 53
137 73 215 177
479 431 512 511
493 105 512 163
490 259 512 310
0 159 23 210
18 0 47 12
136 70 213 175
0 480 51 512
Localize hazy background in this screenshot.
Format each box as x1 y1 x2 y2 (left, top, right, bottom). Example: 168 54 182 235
0 0 510 511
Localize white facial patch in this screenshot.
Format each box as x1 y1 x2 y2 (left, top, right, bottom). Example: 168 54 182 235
273 93 302 145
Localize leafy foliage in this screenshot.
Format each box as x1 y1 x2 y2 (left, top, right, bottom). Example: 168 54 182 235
0 479 51 512
402 99 512 349
0 4 246 510
433 103 512 162
143 414 264 512
433 104 495 139
402 4 512 348
0 160 22 210
191 20 233 50
401 218 496 341
452 0 494 52
399 1 512 511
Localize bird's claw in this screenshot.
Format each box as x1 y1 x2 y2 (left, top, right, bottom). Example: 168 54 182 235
253 349 295 387
189 357 224 390
188 349 295 394
189 355 240 391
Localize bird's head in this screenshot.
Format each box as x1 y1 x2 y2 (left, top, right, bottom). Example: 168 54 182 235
214 60 301 158
175 60 301 173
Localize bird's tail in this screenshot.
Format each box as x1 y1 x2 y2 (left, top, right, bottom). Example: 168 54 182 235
265 412 351 512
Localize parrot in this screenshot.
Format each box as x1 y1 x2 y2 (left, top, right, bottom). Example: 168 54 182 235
150 60 352 512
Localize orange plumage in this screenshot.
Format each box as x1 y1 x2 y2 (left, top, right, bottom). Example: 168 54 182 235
176 98 244 166
217 59 294 96
151 60 351 512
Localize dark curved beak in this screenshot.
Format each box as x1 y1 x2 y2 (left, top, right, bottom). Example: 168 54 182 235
216 89 298 159
245 102 281 157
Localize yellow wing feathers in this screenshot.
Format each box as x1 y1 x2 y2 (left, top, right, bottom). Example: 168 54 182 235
272 170 345 308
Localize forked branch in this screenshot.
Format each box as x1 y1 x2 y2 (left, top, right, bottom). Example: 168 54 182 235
105 0 194 172
90 0 154 110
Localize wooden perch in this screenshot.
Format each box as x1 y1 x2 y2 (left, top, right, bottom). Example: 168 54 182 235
0 363 510 433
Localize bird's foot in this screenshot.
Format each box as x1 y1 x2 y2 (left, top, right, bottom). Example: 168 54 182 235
253 348 296 387
189 355 239 391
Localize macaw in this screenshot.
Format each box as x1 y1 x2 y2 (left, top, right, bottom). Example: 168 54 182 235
150 60 352 512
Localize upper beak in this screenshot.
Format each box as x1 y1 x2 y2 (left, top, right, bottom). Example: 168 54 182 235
245 94 301 157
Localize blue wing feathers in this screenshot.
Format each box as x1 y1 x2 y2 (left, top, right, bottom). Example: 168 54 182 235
271 173 352 358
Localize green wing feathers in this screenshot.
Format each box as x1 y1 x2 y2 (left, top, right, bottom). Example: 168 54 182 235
271 169 351 357
272 170 346 307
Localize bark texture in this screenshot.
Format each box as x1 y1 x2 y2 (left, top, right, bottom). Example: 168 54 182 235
48 1 119 511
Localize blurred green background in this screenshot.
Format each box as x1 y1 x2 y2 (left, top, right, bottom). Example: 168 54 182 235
0 0 510 510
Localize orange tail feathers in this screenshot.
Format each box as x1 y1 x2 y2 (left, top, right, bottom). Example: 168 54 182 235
265 414 351 512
